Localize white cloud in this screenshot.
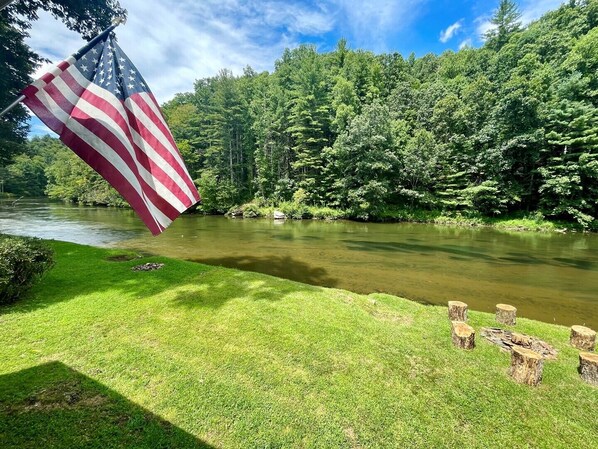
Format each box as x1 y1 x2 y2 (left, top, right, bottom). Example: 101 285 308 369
24 0 336 104
332 0 428 52
459 38 472 50
439 19 463 43
23 0 431 103
475 17 495 41
520 0 565 25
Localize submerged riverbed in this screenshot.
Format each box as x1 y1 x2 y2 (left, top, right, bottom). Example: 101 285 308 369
1 198 597 328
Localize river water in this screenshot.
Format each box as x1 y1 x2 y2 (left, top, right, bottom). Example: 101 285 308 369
1 198 597 328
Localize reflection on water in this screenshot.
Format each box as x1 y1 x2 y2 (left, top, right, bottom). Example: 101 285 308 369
1 198 597 328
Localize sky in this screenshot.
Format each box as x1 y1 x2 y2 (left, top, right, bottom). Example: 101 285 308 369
25 0 565 136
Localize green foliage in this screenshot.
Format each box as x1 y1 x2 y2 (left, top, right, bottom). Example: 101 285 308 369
486 0 522 50
5 154 46 196
0 235 54 304
279 201 311 219
308 206 345 220
196 169 237 214
241 202 260 218
329 101 399 219
6 1 597 231
461 181 509 215
156 0 597 227
44 142 126 207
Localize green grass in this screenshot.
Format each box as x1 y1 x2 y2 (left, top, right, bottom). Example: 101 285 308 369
1 241 596 448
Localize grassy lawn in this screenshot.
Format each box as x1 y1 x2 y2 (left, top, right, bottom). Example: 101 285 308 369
0 241 596 448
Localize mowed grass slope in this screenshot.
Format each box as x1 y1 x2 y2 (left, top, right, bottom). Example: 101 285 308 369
0 241 596 448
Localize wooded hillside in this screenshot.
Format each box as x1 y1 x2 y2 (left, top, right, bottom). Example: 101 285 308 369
3 0 597 229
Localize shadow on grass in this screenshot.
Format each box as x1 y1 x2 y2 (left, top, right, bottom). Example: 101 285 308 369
0 362 213 448
0 242 335 315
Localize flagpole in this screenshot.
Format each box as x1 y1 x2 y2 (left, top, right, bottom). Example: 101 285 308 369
0 16 126 119
0 0 17 11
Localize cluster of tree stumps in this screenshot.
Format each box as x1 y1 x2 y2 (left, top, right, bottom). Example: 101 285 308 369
570 325 597 386
447 302 596 387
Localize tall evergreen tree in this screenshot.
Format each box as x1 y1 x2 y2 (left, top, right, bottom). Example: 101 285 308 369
486 0 522 50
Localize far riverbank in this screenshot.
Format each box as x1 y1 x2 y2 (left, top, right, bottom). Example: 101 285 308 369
225 202 588 233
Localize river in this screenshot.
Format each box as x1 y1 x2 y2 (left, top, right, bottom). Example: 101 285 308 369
1 198 597 328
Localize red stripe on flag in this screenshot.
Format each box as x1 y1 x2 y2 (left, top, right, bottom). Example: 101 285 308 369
68 105 182 222
28 80 176 228
22 94 65 136
67 80 193 207
60 128 163 235
128 94 199 201
39 61 71 86
123 104 198 205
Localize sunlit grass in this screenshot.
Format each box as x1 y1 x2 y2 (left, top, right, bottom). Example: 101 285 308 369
0 241 596 448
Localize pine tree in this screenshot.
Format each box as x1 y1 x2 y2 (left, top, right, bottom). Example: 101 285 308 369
486 0 522 50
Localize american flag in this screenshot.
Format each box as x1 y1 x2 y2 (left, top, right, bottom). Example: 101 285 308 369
22 33 200 235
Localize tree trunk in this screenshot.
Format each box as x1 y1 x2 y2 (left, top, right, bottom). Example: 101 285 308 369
496 304 517 326
448 301 468 322
578 352 598 386
510 347 543 386
451 321 475 350
570 325 596 351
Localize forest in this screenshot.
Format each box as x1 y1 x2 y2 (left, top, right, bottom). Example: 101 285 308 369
2 0 597 229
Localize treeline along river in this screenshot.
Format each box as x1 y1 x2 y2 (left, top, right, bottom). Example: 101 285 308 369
1 199 597 329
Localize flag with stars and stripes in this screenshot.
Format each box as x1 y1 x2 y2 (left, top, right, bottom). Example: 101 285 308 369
21 33 200 235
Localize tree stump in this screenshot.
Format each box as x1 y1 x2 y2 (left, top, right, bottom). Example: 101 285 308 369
448 301 468 322
510 347 543 386
578 352 598 386
570 325 596 351
451 321 475 350
496 304 517 325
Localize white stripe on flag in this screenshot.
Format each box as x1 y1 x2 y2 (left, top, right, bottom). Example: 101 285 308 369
66 67 197 205
33 88 172 229
51 75 188 212
125 96 188 170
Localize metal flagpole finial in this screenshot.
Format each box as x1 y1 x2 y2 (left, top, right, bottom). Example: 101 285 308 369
111 16 127 27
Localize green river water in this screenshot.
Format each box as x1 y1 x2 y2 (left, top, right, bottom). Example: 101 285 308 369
1 198 597 328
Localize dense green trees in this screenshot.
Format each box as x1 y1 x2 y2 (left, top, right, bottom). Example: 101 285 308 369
3 0 597 229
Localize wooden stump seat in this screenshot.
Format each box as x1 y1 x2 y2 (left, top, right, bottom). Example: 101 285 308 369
570 325 596 351
448 301 468 322
496 303 517 326
451 321 475 350
578 352 598 386
510 346 543 386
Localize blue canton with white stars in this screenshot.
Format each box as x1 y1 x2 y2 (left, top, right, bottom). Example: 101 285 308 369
73 35 149 100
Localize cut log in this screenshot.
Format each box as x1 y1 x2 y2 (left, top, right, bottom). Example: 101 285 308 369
496 304 517 325
511 332 532 348
578 352 598 386
510 347 543 386
451 321 475 350
448 301 468 322
570 325 596 351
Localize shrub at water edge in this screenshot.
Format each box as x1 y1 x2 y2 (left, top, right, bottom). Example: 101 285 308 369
0 235 55 305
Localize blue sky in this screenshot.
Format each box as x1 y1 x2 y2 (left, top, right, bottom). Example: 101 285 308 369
26 0 565 136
